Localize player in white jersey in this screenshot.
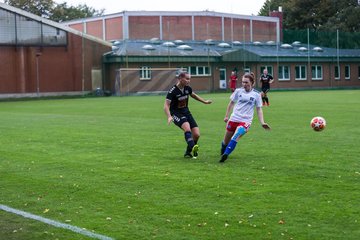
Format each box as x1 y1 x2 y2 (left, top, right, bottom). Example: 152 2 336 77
220 72 271 163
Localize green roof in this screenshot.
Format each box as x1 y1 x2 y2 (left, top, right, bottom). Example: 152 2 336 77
104 40 360 63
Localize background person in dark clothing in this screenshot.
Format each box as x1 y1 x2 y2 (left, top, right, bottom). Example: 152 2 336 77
259 69 274 106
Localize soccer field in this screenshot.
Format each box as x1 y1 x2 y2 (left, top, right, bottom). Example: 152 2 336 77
0 90 359 239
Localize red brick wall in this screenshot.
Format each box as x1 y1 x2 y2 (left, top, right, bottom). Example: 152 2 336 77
105 17 123 41
194 16 222 41
270 11 283 41
86 20 103 39
233 19 251 42
0 47 21 93
67 14 279 43
129 16 160 39
162 16 193 40
70 23 83 32
0 34 111 94
252 20 277 42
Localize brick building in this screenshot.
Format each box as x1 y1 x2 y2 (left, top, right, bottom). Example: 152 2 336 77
0 3 112 97
64 11 281 43
65 10 360 95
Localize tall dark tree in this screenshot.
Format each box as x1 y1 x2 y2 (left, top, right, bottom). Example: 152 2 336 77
51 3 104 22
258 0 289 16
4 0 104 22
258 0 360 32
5 0 55 18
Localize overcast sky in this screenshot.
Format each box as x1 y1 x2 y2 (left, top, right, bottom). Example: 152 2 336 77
55 0 267 16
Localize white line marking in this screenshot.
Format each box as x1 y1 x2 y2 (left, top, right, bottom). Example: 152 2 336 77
0 204 113 240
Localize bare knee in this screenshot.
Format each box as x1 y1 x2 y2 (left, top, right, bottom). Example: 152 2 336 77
192 128 200 141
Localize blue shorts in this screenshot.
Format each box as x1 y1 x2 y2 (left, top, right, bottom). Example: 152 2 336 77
172 112 198 129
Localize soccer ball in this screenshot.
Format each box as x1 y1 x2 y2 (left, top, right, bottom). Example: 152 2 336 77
310 116 326 131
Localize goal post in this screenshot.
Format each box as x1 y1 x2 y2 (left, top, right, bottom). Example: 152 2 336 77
115 68 182 96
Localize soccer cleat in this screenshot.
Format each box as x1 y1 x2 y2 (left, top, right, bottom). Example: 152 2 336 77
219 154 228 163
192 145 199 158
184 152 193 158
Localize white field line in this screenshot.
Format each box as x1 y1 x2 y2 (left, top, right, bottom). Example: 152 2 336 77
0 204 113 240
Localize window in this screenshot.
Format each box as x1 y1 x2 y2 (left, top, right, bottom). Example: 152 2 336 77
345 65 350 80
278 66 290 80
243 66 251 73
334 65 340 80
189 66 211 76
0 8 67 46
295 65 306 80
311 65 322 80
139 66 151 80
358 66 360 79
260 66 273 76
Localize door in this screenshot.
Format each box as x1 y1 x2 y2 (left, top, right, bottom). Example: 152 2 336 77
219 68 226 89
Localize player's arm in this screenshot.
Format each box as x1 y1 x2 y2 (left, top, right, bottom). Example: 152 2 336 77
256 107 271 130
191 92 212 104
164 99 173 125
269 75 274 84
223 101 235 123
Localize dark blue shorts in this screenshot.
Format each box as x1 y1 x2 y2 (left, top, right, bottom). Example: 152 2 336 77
172 112 198 129
261 87 270 94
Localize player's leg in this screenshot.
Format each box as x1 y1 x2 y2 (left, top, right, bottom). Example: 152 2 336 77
190 127 200 157
221 130 233 155
173 113 195 158
181 122 196 158
188 115 199 157
220 125 247 163
261 91 266 105
264 89 270 106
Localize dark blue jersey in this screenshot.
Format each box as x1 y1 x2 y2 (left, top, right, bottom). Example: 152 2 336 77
166 85 193 114
260 74 273 89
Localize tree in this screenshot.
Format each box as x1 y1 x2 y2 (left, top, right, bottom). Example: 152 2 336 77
258 0 289 16
258 0 360 32
51 3 104 22
5 0 55 18
319 5 360 32
4 0 104 22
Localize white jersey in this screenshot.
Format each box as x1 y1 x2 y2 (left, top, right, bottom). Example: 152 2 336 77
229 88 262 124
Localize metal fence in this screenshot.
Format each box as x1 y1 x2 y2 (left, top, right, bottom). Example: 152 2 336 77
284 29 360 49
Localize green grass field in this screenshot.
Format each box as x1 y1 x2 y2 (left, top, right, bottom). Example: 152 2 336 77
0 90 359 240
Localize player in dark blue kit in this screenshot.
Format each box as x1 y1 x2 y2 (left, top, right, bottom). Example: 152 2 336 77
259 69 274 106
164 71 212 158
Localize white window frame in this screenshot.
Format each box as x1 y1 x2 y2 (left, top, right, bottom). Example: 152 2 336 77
278 65 290 81
311 65 323 80
140 66 152 80
345 65 350 80
295 65 307 81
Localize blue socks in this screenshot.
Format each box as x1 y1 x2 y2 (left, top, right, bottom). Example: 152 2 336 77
184 131 195 152
224 139 237 155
